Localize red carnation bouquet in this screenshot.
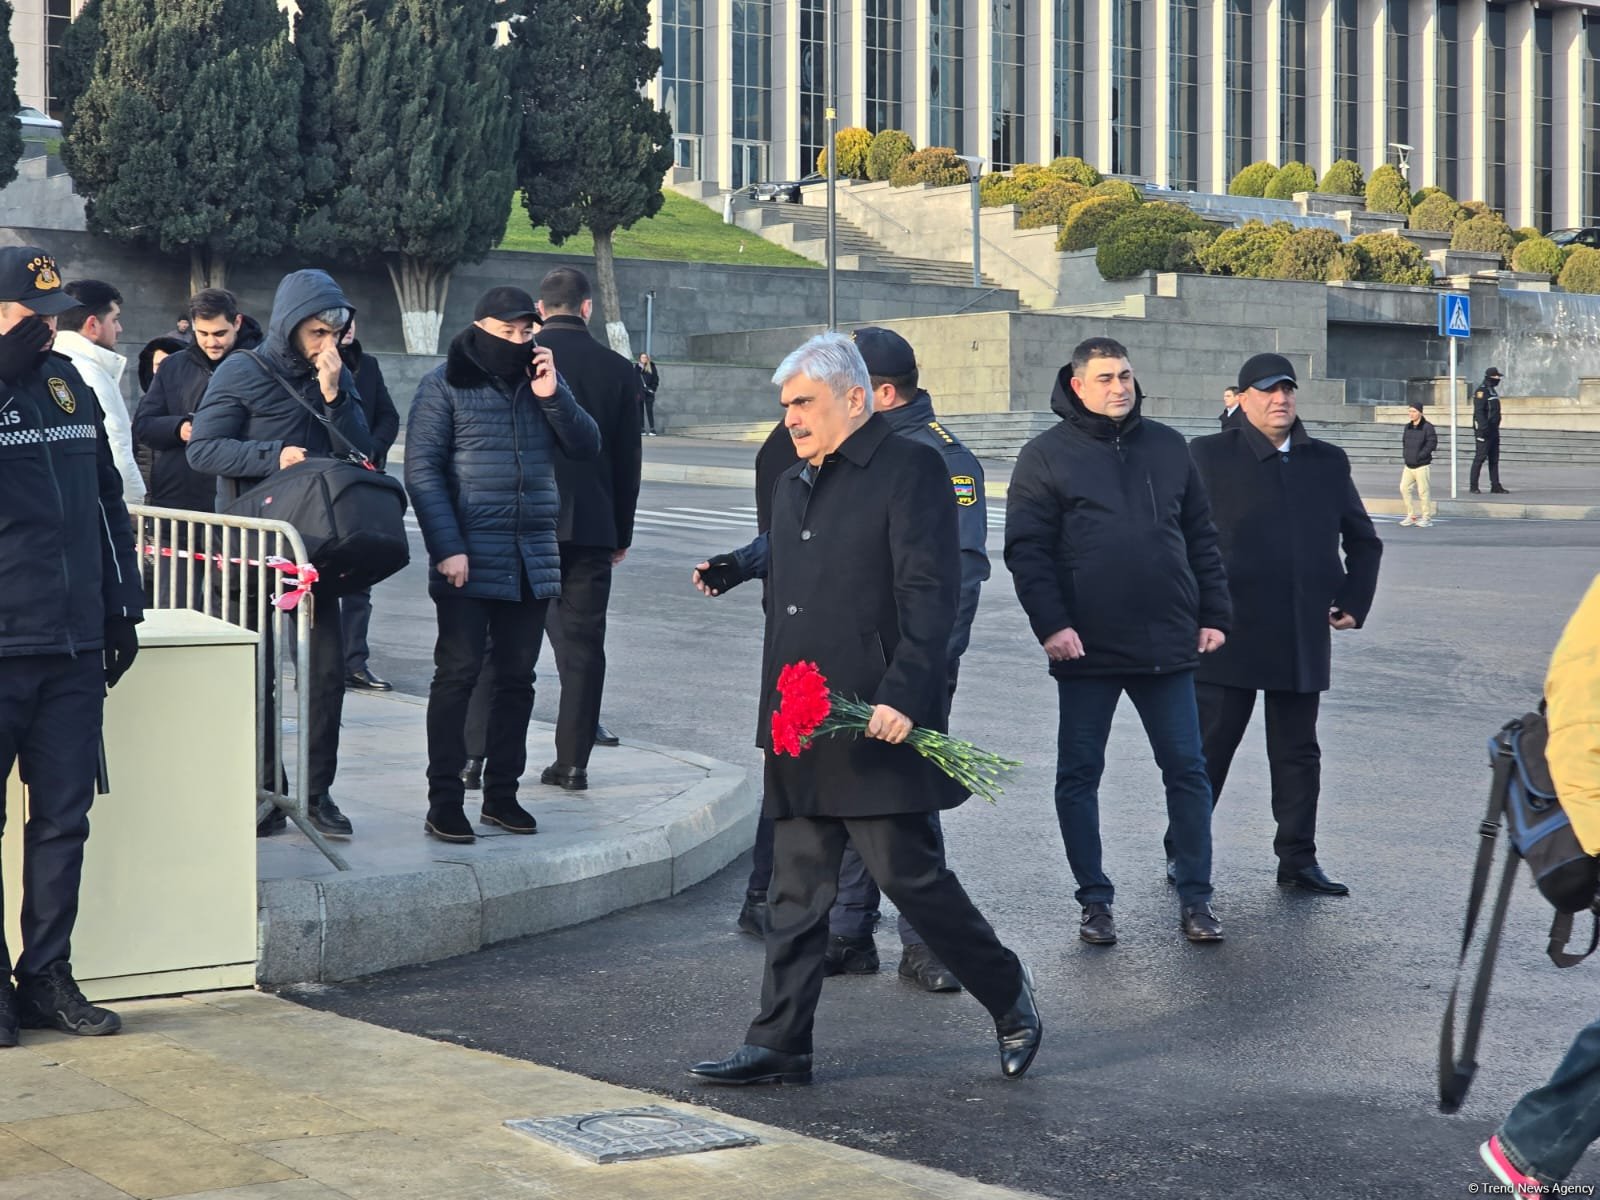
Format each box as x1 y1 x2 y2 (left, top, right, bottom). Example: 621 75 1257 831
769 660 1020 803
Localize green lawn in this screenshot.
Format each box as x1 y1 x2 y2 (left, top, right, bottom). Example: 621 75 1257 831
499 191 818 268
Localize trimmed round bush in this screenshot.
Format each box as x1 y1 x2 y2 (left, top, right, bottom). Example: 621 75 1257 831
1228 160 1279 197
816 126 873 179
1458 200 1498 222
1089 179 1141 204
1016 179 1086 230
888 146 971 188
1048 156 1102 186
1165 228 1219 272
1558 247 1600 293
1451 214 1516 260
1365 164 1412 214
1095 202 1214 280
1318 159 1365 196
1348 233 1435 285
1198 220 1294 277
979 162 1051 207
1408 191 1463 232
865 129 915 182
1514 226 1542 244
1264 161 1317 200
1056 194 1138 252
1512 237 1567 278
1411 185 1445 208
1268 228 1347 281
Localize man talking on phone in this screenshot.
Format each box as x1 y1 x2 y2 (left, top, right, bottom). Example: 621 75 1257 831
405 286 599 844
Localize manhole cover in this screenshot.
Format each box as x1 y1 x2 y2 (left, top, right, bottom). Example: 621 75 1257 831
504 1104 759 1163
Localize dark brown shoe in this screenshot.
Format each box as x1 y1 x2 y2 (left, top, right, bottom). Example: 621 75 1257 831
1079 902 1116 945
1181 902 1224 942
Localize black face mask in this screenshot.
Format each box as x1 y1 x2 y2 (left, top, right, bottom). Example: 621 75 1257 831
470 327 534 383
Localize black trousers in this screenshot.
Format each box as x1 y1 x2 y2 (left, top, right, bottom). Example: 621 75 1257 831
259 600 347 797
747 812 1023 1054
537 544 615 771
340 587 374 675
427 587 550 809
0 654 105 980
639 393 656 434
1197 682 1322 870
1471 429 1502 489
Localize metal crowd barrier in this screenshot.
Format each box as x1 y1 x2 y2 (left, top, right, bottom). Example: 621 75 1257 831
130 504 350 871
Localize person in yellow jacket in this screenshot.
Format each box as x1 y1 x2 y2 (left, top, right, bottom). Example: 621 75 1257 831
1481 573 1600 1189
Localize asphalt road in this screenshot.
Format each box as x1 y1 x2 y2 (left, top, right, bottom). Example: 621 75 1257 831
291 480 1600 1199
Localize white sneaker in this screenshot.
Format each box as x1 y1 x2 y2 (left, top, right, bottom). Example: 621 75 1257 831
1399 515 1416 526
1416 519 1433 528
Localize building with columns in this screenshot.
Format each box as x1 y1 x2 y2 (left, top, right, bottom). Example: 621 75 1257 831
648 0 1600 232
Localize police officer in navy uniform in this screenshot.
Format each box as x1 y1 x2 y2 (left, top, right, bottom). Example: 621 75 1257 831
0 246 144 1046
1471 366 1508 494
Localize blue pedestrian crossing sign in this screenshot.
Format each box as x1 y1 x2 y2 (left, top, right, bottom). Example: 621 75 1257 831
1438 293 1471 338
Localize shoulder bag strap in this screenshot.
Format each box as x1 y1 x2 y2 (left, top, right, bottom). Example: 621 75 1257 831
242 349 373 469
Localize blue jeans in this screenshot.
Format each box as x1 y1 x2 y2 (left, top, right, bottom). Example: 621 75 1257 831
1499 1014 1600 1182
1054 671 1214 906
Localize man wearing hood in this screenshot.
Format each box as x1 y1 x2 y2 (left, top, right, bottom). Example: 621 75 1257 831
406 286 600 844
188 270 374 840
1005 337 1231 945
54 280 142 507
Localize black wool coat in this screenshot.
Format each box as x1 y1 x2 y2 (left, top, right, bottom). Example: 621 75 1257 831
1190 419 1384 694
759 415 968 819
535 315 643 551
340 340 400 467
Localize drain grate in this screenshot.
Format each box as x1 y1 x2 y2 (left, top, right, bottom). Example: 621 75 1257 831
504 1104 760 1163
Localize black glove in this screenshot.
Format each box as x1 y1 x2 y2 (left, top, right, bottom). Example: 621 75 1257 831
0 316 53 384
698 553 747 594
103 617 140 688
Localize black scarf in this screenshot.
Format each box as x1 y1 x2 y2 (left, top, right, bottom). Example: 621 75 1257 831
469 327 533 385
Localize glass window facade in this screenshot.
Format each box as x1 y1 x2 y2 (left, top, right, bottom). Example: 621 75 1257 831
1112 0 1144 174
930 0 965 151
1279 0 1307 162
730 0 772 188
865 0 903 133
991 0 1026 169
45 0 73 122
1224 0 1252 181
1333 0 1359 162
1487 4 1508 216
1435 0 1460 197
799 0 825 173
1586 18 1600 225
1169 0 1200 188
1385 0 1410 156
1053 0 1085 157
661 0 705 141
1535 8 1555 232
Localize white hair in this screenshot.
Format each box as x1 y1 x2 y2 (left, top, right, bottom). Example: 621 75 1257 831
313 306 352 328
772 331 873 413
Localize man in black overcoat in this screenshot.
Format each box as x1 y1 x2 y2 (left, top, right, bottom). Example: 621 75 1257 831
688 332 1040 1086
1183 352 1383 896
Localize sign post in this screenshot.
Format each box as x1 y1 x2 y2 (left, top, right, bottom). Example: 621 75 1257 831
1438 293 1472 498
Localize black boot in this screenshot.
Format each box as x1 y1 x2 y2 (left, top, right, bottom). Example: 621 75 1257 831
737 891 769 937
256 807 288 838
994 963 1041 1079
16 962 120 1036
425 804 476 843
307 794 353 838
461 758 484 790
481 798 538 834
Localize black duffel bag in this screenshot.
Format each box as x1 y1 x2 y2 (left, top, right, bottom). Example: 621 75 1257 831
222 351 409 598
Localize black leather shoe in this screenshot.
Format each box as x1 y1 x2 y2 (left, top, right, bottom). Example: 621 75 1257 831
1491 485 1511 494
461 758 484 790
425 804 476 843
256 806 288 838
481 799 537 834
688 1043 813 1086
1277 864 1350 895
541 763 588 792
823 933 879 976
0 979 17 1048
737 891 769 937
1181 902 1224 941
16 963 120 1036
1079 902 1116 945
345 669 393 692
994 963 1041 1079
898 944 962 993
307 794 353 838
594 723 620 748
1470 485 1482 493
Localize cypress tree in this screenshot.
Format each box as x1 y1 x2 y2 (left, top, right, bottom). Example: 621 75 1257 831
298 0 518 354
513 0 673 355
0 0 22 191
64 0 304 292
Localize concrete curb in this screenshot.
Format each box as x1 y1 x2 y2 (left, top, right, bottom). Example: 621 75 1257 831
256 692 757 984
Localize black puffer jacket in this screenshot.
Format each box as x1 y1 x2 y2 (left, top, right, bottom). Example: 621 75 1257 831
404 328 601 602
1004 370 1231 678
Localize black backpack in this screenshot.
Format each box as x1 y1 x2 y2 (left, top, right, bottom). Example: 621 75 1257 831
1438 709 1600 1113
222 351 409 598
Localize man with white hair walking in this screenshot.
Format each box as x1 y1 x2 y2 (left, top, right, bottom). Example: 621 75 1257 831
687 332 1040 1086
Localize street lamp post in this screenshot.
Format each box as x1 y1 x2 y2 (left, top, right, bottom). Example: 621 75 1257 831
956 155 986 288
824 0 837 329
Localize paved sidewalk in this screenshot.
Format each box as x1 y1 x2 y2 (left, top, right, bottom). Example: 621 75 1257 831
0 991 1043 1200
257 689 755 984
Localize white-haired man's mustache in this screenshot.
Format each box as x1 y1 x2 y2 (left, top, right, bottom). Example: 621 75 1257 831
788 428 811 440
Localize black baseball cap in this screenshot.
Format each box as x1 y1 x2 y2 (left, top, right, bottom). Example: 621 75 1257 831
474 285 538 322
852 326 917 377
0 246 79 314
1486 366 1503 380
1238 352 1298 393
